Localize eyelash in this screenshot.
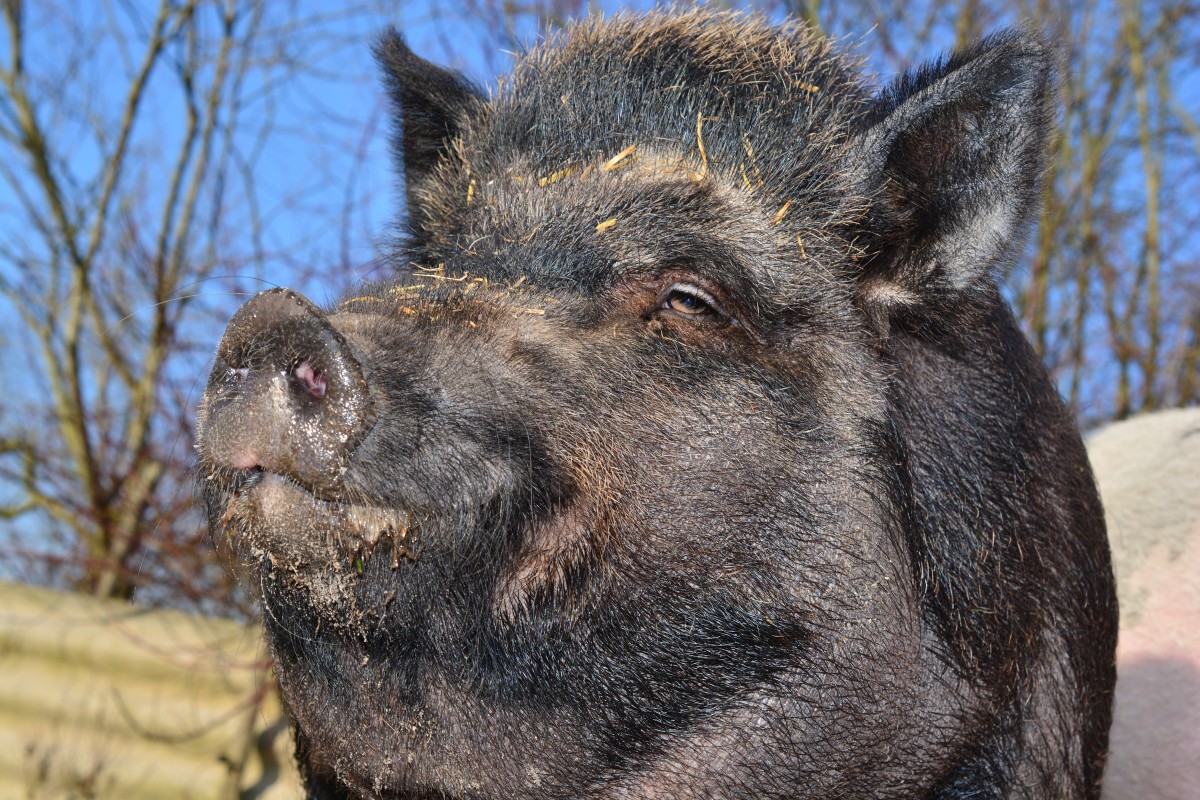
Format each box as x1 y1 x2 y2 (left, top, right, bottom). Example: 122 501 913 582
659 283 721 318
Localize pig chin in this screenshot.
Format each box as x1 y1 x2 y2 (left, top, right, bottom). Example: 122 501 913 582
221 472 418 621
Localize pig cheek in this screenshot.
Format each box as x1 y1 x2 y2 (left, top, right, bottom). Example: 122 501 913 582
493 502 596 619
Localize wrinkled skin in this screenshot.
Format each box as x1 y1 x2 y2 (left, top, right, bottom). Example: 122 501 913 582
197 12 1117 800
1089 408 1200 800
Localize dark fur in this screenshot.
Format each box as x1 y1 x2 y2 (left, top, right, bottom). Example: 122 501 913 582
198 11 1116 799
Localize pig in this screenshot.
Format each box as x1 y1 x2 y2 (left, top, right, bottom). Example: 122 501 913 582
1088 408 1200 800
196 11 1118 799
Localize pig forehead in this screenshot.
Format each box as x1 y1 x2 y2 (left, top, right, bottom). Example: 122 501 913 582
474 16 866 176
433 153 848 297
464 85 865 204
491 11 871 142
446 14 871 221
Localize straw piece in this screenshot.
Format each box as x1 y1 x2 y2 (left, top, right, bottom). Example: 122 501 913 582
539 167 575 186
602 145 637 171
772 200 793 225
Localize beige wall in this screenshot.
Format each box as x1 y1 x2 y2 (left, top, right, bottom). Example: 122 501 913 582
0 581 301 799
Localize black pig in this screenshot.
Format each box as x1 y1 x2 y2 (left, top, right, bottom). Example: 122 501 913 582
197 11 1117 799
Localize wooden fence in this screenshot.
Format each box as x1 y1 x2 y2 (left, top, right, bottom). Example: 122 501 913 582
0 580 301 799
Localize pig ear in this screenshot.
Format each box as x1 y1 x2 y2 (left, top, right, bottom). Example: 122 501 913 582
854 29 1056 330
374 30 483 207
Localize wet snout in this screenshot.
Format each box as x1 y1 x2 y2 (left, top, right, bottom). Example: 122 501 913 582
198 288 375 497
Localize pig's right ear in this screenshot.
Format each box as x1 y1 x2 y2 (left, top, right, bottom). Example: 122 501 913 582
374 30 483 209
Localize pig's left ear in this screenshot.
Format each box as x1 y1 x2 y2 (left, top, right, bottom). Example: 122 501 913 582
374 30 484 212
853 29 1056 330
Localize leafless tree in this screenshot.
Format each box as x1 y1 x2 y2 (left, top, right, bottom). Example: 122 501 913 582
0 0 411 609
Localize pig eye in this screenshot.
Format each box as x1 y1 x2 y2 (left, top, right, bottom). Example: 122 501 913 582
660 283 719 318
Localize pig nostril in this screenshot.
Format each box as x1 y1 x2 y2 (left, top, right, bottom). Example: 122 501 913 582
294 360 327 400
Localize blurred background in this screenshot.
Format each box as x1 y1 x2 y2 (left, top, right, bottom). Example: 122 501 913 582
0 0 1195 796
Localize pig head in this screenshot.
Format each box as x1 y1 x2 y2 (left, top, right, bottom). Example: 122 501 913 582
197 11 1117 799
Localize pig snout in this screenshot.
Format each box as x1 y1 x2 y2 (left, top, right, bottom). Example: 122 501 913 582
199 287 375 498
